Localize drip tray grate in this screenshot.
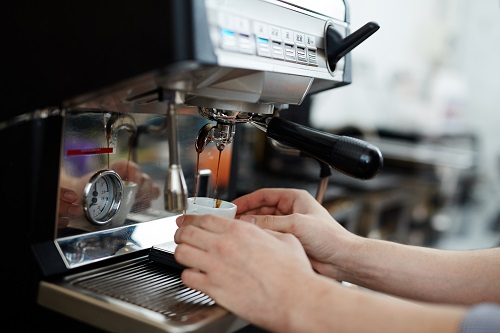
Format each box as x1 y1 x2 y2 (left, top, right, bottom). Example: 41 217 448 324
71 258 216 322
38 256 245 331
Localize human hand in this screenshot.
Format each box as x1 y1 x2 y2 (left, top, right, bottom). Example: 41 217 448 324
174 214 315 331
233 188 359 279
58 187 82 228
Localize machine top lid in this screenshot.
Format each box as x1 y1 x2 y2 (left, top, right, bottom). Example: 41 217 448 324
279 0 347 21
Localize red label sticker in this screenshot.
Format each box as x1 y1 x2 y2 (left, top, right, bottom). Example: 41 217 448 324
66 147 114 156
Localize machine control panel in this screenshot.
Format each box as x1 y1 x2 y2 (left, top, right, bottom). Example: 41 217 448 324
203 0 347 85
218 12 319 67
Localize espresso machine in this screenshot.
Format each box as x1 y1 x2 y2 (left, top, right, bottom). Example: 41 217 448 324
1 0 382 331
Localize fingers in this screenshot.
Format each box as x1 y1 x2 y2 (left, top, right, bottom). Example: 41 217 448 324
58 187 82 228
110 159 161 211
174 215 234 271
60 187 78 204
59 188 82 217
174 224 217 250
174 242 212 272
111 159 145 188
134 173 161 207
180 268 211 294
233 188 314 216
265 229 299 244
235 205 280 217
176 214 233 233
233 188 284 214
239 214 295 234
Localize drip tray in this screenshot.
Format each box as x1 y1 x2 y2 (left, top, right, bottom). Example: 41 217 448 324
38 256 247 333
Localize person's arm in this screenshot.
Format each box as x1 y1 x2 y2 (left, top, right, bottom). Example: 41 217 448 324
329 237 500 305
286 273 465 333
234 188 500 305
174 213 466 333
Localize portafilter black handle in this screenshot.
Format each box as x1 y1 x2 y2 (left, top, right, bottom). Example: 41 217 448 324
257 117 383 180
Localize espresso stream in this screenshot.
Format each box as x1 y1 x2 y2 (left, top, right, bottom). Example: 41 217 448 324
194 148 223 209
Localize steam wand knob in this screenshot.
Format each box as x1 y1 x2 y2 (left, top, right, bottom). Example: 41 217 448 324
326 21 380 72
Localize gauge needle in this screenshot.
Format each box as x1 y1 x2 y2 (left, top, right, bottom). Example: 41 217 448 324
89 197 97 208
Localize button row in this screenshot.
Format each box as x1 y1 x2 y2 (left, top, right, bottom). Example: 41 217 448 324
218 15 318 67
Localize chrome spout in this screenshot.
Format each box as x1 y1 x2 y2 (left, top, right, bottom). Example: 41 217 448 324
212 122 235 151
195 123 215 153
105 113 138 170
106 113 138 138
195 122 236 152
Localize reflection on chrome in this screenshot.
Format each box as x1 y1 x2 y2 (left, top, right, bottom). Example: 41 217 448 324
58 215 179 268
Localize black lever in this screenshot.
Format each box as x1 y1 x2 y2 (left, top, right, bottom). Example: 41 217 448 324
326 21 380 72
258 117 383 180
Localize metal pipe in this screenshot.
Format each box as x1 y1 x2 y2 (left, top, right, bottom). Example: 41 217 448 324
164 102 188 213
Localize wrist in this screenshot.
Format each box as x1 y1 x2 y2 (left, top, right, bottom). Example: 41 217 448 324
283 274 345 333
331 233 369 282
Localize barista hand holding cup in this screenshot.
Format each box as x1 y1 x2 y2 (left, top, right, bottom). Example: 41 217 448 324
174 188 500 333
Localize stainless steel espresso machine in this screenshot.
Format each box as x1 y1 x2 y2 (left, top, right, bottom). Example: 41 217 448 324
1 1 381 332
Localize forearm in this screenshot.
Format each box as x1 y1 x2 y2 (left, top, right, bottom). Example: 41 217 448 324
283 274 465 333
334 237 500 305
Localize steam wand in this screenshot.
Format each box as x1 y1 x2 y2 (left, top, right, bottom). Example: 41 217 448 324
164 102 188 213
316 161 332 204
266 137 333 203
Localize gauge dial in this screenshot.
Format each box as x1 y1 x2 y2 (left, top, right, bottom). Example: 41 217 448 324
83 169 123 225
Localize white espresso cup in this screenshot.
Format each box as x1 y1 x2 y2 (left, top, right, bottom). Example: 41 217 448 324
112 181 138 226
186 197 237 219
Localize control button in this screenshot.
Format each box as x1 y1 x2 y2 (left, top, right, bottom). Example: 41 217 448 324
238 33 255 54
269 25 282 41
271 41 284 60
217 15 317 67
282 28 294 44
307 49 318 66
220 29 238 51
256 37 272 57
305 35 316 49
254 21 268 38
294 32 306 46
296 46 308 64
284 43 296 62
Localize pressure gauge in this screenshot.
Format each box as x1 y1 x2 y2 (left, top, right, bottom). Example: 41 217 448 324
83 169 123 225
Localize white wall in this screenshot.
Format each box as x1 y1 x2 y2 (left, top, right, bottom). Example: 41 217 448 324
311 0 500 182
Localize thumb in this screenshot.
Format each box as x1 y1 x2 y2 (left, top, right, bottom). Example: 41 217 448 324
239 215 290 233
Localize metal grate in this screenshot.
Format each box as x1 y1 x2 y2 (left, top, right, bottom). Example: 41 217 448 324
73 258 216 322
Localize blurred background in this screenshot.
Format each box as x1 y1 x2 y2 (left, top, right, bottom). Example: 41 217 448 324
233 0 500 250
